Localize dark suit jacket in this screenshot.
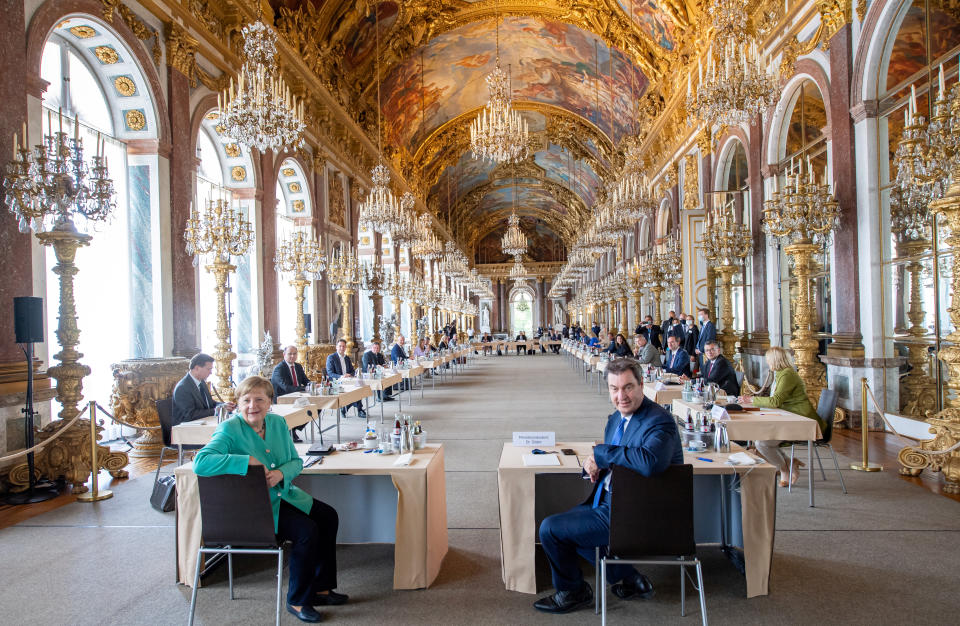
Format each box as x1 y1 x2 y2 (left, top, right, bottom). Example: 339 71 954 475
697 321 716 354
700 355 740 396
663 348 692 377
271 361 307 398
325 352 355 379
648 326 663 350
588 398 685 504
361 349 388 371
390 343 408 364
171 373 216 426
667 323 685 342
683 324 700 355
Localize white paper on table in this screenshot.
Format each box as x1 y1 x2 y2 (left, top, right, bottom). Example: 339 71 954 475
522 454 562 467
294 397 310 407
711 405 731 421
393 453 414 466
654 381 666 391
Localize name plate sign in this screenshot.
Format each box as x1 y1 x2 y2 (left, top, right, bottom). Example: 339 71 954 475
711 405 731 421
654 381 666 391
513 431 556 447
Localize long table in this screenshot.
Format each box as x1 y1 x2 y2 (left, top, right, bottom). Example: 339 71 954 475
175 443 448 590
671 398 823 506
170 404 312 460
277 386 373 443
497 442 777 598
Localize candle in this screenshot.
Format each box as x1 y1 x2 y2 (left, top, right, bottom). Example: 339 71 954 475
22 122 27 148
910 84 917 115
940 64 946 99
58 107 63 135
905 107 909 126
13 132 18 159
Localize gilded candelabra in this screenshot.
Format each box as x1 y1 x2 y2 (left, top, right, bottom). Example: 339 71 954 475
701 204 752 356
617 275 630 336
5 114 115 424
404 277 423 340
185 199 253 402
628 257 645 327
275 229 326 358
387 271 405 339
361 260 387 343
762 158 839 405
327 245 361 353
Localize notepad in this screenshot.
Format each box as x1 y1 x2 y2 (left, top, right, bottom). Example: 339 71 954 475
522 454 561 467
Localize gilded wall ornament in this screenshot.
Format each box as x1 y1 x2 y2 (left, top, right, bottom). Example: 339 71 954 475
70 25 97 39
113 75 137 96
214 124 226 135
289 182 302 193
328 173 346 227
282 167 297 177
124 109 146 131
231 166 247 182
683 153 700 212
205 111 219 120
224 143 241 157
94 45 120 64
101 0 162 65
292 199 306 213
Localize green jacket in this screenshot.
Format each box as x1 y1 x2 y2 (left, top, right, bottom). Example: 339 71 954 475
752 368 825 431
193 413 312 531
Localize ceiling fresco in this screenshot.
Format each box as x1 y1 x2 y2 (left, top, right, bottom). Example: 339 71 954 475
343 2 399 71
616 0 680 51
381 16 647 155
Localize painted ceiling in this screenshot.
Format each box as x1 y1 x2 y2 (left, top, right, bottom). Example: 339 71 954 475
270 0 700 261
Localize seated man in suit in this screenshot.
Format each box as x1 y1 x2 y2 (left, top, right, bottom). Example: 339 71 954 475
172 353 233 426
391 335 412 389
687 340 741 396
633 333 661 367
535 358 683 614
516 331 528 355
271 345 309 441
361 341 395 403
662 335 692 377
325 339 367 419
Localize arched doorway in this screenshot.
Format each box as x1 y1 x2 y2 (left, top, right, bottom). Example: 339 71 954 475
509 285 535 336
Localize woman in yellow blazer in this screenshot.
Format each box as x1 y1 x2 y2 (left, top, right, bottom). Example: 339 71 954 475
738 346 824 487
194 375 347 623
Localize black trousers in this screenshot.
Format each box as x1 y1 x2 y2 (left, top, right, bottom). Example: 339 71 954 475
517 345 527 354
277 499 339 606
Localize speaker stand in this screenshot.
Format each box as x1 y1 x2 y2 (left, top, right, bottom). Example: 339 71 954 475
4 343 59 505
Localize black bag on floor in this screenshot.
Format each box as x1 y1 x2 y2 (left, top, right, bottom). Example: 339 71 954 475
150 474 176 512
496 348 502 356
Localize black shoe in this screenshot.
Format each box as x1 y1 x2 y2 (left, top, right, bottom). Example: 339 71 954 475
533 582 593 614
383 396 396 401
340 409 347 419
611 572 655 600
286 603 322 623
358 409 368 419
314 590 349 605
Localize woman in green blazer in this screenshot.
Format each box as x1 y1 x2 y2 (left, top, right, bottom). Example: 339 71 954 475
194 375 347 623
738 346 824 487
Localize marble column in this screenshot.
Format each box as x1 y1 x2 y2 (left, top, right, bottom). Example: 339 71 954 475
492 278 501 332
167 48 198 357
748 113 769 352
825 23 864 357
311 159 329 342
259 151 279 342
0 1 32 365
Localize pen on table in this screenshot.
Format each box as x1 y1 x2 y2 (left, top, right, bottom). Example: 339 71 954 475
696 457 713 463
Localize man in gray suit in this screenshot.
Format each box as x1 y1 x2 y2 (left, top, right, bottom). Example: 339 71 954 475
171 353 234 426
633 334 661 367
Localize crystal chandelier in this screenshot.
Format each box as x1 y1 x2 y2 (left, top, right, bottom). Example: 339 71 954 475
470 8 529 164
327 244 361 291
501 211 528 256
412 213 443 260
185 199 254 265
358 162 402 233
509 256 528 282
218 17 304 153
391 192 420 247
686 0 779 127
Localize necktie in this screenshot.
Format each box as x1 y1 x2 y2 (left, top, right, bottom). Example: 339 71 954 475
707 360 714 377
198 382 209 409
290 364 298 386
592 417 627 508
671 351 677 369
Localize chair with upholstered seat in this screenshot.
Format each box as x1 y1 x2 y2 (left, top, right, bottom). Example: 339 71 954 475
187 470 284 626
594 464 706 625
789 388 847 494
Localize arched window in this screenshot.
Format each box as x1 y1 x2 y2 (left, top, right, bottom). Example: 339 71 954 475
275 159 314 346
38 20 160 417
772 79 831 353
509 287 535 336
195 113 257 359
714 139 753 342
875 0 960 414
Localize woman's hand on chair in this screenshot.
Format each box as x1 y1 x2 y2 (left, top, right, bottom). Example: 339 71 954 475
265 469 283 487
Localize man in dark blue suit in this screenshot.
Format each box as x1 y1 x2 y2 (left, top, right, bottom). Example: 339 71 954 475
390 335 412 390
695 308 716 371
172 353 233 425
535 358 683 614
662 335 692 377
271 345 309 441
325 339 366 419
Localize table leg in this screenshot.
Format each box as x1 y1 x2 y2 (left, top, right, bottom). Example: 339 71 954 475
420 374 424 399
398 387 403 411
178 444 183 466
380 392 385 425
808 440 815 508
336 409 341 443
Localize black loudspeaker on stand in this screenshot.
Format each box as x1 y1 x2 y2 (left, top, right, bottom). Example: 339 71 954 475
6 297 59 504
